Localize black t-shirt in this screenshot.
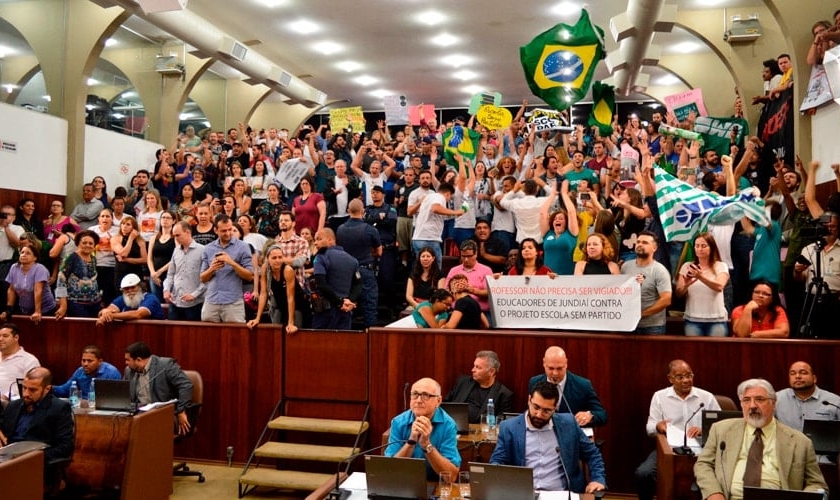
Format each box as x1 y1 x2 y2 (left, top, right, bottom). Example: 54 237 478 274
471 236 509 273
395 182 420 217
453 295 482 329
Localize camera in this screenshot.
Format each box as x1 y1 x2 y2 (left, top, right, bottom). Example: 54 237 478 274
800 214 832 243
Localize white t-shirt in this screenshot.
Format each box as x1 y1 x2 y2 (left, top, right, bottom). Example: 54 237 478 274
412 192 448 242
360 172 387 205
681 260 729 321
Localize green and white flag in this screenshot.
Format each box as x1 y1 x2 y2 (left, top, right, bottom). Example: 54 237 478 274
654 167 769 242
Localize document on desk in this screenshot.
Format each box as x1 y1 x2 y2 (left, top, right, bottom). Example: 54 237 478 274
538 492 582 499
138 399 177 412
340 471 368 490
666 424 701 454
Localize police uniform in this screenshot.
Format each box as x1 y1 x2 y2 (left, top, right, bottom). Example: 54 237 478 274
336 217 381 327
365 200 399 314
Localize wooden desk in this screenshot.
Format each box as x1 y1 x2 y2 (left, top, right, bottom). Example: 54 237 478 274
67 405 174 500
0 449 44 498
656 433 700 500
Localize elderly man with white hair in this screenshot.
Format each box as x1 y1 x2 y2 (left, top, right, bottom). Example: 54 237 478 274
97 274 164 325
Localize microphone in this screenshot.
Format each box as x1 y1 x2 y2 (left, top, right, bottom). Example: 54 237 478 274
674 403 704 456
719 441 728 499
327 440 409 500
555 445 573 500
822 400 840 411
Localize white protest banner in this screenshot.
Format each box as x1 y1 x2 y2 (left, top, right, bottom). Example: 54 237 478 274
383 95 409 125
527 108 574 133
664 89 708 122
273 159 311 192
487 275 640 331
800 65 833 112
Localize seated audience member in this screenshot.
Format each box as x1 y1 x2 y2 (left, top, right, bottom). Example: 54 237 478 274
470 219 509 274
440 274 488 329
412 289 453 328
445 240 493 316
528 346 607 427
0 367 75 481
731 280 789 338
775 361 840 431
385 377 461 480
0 323 40 401
490 381 606 494
635 360 720 500
96 274 165 325
123 341 194 435
405 247 445 311
507 238 554 276
694 378 828 499
444 350 514 423
574 233 620 275
52 345 122 399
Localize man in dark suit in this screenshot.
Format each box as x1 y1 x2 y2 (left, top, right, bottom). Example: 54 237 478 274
123 341 193 435
0 367 74 466
445 350 514 423
490 381 606 493
528 345 607 427
694 378 828 499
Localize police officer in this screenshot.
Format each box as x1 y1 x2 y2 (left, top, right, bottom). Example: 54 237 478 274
336 199 382 328
366 185 399 315
311 228 362 330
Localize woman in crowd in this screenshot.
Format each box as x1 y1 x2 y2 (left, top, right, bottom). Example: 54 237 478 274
175 183 198 224
248 160 272 210
231 178 253 216
112 215 147 288
54 230 101 319
137 190 162 241
110 196 127 225
540 180 579 275
473 161 493 222
412 288 454 328
255 184 286 238
731 280 790 338
451 155 477 245
1 244 56 324
91 208 119 304
440 274 488 330
491 156 518 192
247 245 299 334
14 198 44 237
47 224 77 286
238 214 268 262
405 247 445 310
91 176 110 207
611 186 648 263
574 233 620 275
224 161 247 194
192 202 217 246
675 232 730 337
292 176 326 236
220 194 238 218
147 210 177 301
508 238 554 276
43 199 78 246
593 209 620 263
190 166 214 204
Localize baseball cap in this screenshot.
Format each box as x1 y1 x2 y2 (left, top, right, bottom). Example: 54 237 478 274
371 185 385 193
120 274 142 289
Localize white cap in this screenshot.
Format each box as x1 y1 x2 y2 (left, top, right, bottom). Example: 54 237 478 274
120 274 142 289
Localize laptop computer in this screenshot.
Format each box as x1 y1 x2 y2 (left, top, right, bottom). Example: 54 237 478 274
469 462 536 500
743 486 824 500
802 419 840 455
364 455 431 499
441 402 470 435
94 379 135 413
700 409 742 446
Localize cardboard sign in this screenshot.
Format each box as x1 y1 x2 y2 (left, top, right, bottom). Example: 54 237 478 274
476 105 513 130
664 89 708 122
408 104 436 126
329 106 365 130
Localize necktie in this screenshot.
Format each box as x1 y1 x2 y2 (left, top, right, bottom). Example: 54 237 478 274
743 428 764 487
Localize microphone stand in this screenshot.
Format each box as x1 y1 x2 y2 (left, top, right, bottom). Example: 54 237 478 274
674 403 704 456
326 440 409 500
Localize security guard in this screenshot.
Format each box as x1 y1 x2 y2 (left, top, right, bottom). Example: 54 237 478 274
336 199 382 327
365 185 399 315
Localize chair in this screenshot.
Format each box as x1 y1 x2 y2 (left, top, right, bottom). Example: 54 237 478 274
173 370 205 483
715 394 738 411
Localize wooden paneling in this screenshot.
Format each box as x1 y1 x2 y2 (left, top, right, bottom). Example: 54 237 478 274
0 187 66 232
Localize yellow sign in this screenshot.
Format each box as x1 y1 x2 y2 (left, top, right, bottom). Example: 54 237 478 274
476 105 512 131
329 106 365 130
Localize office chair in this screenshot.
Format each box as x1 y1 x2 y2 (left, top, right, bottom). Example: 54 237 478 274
173 370 205 483
714 394 737 411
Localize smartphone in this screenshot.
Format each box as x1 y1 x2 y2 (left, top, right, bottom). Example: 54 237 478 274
683 167 697 176
796 255 811 266
580 193 591 201
215 252 224 258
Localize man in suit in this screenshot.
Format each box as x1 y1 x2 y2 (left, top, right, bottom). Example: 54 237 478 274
528 345 607 427
123 341 193 435
490 381 606 493
445 350 514 423
694 378 828 499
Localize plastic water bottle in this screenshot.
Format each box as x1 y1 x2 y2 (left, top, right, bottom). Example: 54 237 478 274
89 379 96 410
486 398 496 434
69 381 80 409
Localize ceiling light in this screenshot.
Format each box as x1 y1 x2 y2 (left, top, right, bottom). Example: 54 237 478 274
443 54 472 68
0 46 10 59
87 78 100 86
416 10 447 26
655 74 680 86
462 84 485 95
551 2 580 16
42 95 51 102
179 113 190 120
104 38 117 47
3 84 15 93
313 41 342 55
453 70 476 81
336 61 362 72
672 41 702 54
431 33 458 47
289 19 319 35
257 0 287 7
354 75 378 86
369 89 392 98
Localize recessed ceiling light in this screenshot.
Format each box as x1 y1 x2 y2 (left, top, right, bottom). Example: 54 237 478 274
369 89 392 98
463 84 485 95
672 41 702 54
104 38 117 47
443 54 472 68
550 2 579 16
431 33 458 47
289 19 319 35
87 78 99 86
3 84 17 93
354 75 378 86
42 95 51 102
179 113 190 120
416 10 447 26
313 41 342 55
453 70 476 81
257 0 286 7
336 61 362 72
655 74 680 86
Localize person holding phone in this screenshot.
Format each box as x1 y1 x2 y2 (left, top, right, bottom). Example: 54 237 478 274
675 232 730 336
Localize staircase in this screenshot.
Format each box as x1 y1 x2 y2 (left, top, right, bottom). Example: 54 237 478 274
238 401 370 498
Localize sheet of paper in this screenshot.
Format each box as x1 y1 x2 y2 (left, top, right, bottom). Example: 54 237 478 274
340 471 368 490
538 491 581 500
666 423 701 454
138 399 177 412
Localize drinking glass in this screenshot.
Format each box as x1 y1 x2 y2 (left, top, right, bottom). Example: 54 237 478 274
459 471 471 498
439 471 453 499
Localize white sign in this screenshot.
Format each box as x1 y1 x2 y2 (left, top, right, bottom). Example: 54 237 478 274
487 275 641 331
527 108 574 134
0 138 17 153
383 95 409 125
273 159 311 192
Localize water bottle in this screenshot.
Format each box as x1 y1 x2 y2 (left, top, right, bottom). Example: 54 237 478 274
89 379 96 410
69 381 80 409
486 398 496 434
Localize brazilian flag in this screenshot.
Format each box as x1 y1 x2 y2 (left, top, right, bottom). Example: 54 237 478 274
520 9 605 112
442 125 482 166
588 81 615 136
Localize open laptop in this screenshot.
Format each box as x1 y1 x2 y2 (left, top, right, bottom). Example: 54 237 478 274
441 402 470 435
802 419 840 455
469 462 537 500
364 455 431 499
743 486 824 500
94 379 135 413
700 409 741 446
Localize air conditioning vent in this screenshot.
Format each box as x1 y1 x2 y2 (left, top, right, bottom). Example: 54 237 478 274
218 37 248 62
268 67 293 87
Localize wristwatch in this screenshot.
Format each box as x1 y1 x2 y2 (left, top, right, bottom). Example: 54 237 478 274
423 444 435 454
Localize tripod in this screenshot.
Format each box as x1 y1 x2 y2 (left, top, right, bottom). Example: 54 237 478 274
799 238 833 339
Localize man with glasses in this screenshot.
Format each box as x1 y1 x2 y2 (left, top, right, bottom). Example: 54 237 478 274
635 360 720 500
694 378 827 500
490 381 606 494
445 240 493 317
385 377 460 480
96 273 164 325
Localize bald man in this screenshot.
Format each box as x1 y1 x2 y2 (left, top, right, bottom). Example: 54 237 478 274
385 377 460 479
775 361 840 431
528 346 607 427
311 228 362 330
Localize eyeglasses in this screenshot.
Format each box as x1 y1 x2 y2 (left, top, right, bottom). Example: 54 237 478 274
460 253 476 259
409 392 440 402
529 402 555 416
752 290 772 296
670 373 694 382
740 397 773 404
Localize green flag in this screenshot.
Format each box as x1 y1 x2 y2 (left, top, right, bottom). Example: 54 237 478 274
520 9 605 112
588 81 615 136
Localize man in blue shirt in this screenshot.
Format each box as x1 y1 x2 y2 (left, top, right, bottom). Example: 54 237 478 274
385 377 460 480
97 273 164 325
52 345 122 399
199 214 254 323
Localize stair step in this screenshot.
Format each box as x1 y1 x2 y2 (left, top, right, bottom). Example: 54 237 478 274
239 468 334 491
254 442 358 462
268 416 369 435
